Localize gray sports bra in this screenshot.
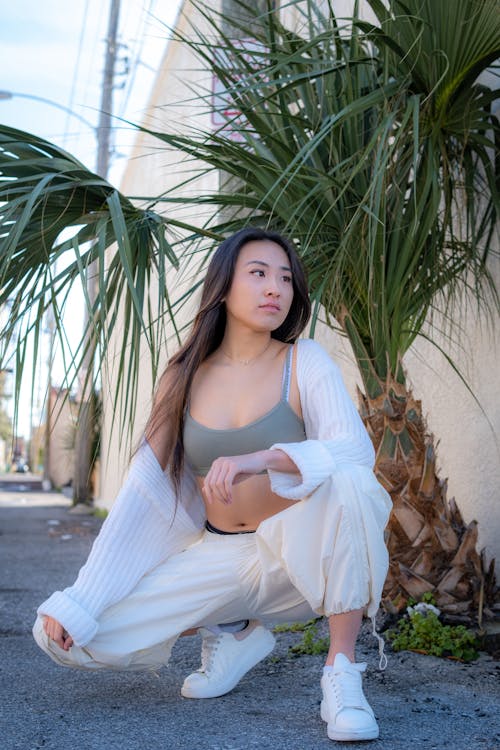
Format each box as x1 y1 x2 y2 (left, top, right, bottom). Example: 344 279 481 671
183 346 306 476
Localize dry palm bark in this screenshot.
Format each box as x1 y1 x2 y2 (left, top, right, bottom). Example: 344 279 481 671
358 380 498 624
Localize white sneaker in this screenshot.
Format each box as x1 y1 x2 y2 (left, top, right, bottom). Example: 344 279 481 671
181 622 276 699
320 653 379 741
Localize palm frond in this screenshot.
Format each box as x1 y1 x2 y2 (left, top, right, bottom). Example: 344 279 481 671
1 0 498 433
151 0 499 391
0 125 197 436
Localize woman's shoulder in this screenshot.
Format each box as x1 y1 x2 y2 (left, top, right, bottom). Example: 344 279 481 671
295 337 338 371
297 339 342 388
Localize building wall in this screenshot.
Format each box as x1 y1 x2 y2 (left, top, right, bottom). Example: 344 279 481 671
48 388 76 488
99 0 500 572
30 387 76 485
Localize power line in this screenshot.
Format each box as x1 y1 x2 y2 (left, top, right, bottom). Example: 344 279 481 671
117 0 154 119
62 0 92 149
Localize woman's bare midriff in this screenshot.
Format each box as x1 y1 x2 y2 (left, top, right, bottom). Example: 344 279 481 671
197 473 297 531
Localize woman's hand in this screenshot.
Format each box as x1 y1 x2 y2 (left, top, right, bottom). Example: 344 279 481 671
202 451 269 505
43 616 74 651
202 448 300 505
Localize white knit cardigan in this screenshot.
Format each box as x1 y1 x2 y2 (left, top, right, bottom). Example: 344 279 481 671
38 339 392 647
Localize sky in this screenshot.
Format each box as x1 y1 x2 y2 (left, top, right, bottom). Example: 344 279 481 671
0 0 183 438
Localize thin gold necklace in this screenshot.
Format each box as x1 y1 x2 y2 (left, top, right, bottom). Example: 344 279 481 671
221 339 272 365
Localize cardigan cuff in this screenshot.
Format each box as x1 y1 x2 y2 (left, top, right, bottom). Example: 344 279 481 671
268 440 337 500
37 590 98 647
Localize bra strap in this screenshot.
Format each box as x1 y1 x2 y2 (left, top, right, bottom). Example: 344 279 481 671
281 345 293 402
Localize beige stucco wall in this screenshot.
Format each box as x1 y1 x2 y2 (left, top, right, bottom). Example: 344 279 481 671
48 388 76 487
98 0 499 573
30 389 75 485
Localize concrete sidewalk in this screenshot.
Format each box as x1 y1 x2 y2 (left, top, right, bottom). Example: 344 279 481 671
1 491 499 750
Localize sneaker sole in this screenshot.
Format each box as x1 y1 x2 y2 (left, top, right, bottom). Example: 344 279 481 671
181 631 276 699
321 700 379 741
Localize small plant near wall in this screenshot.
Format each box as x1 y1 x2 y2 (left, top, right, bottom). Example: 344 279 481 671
274 618 329 657
387 593 480 662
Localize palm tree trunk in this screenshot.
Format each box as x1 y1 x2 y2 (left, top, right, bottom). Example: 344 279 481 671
342 313 497 623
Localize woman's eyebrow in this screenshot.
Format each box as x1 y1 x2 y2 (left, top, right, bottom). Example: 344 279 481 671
245 259 292 272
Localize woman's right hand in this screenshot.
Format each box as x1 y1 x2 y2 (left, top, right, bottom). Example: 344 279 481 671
43 615 74 651
202 452 267 505
203 448 299 505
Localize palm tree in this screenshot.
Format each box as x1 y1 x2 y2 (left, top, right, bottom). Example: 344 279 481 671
0 0 498 619
141 0 499 618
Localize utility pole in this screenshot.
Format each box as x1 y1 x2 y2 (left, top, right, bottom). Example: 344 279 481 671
96 0 120 179
73 0 121 504
42 308 55 490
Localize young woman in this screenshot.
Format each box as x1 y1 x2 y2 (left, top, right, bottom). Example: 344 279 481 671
34 227 392 743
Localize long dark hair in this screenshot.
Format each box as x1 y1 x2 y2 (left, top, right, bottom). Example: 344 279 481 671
144 227 311 491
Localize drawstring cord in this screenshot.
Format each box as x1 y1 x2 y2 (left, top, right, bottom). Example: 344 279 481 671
371 615 388 671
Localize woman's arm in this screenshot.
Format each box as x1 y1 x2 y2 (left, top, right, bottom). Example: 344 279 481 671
37 443 204 646
267 339 375 500
202 448 299 505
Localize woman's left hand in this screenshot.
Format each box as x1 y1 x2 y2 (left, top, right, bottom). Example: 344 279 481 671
202 452 268 505
43 615 74 651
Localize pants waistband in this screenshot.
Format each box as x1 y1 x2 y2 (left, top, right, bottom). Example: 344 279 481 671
205 520 256 535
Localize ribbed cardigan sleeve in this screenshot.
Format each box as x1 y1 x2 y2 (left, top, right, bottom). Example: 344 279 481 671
268 339 375 500
36 443 204 646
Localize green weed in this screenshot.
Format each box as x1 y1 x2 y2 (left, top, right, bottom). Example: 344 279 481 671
274 618 329 656
387 595 479 662
92 507 109 519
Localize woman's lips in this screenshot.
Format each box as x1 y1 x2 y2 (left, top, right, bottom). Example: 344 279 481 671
259 303 281 312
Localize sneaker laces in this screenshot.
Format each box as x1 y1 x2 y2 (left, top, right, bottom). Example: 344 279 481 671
199 632 223 675
328 662 367 711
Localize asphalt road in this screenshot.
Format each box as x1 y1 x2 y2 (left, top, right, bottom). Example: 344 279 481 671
0 484 499 750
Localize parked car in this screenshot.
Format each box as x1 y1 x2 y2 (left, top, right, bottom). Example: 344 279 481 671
15 460 29 473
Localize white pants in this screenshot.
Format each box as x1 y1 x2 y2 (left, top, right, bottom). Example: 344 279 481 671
33 468 391 672
33 528 319 671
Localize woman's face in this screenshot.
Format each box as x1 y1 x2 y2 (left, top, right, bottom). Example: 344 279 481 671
224 240 294 333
